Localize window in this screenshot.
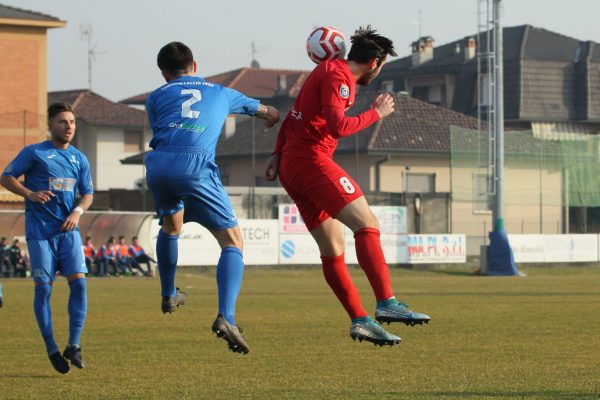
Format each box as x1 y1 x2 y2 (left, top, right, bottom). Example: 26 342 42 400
473 173 492 212
380 80 394 92
406 173 435 193
412 86 429 102
428 85 442 105
124 130 142 153
411 85 443 105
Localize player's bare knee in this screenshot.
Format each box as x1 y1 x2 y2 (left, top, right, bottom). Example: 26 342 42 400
316 234 345 256
67 273 85 283
364 211 380 230
161 212 183 235
213 226 243 250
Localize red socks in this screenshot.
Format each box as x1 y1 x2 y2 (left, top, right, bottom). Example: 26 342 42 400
354 227 394 301
320 228 394 319
321 254 367 319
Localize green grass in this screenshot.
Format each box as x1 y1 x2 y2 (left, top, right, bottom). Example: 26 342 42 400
0 266 599 400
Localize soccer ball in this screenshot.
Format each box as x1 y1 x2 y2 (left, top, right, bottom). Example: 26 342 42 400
306 26 347 64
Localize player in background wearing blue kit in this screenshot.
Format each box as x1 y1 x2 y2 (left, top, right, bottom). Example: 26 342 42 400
0 103 93 374
146 42 279 354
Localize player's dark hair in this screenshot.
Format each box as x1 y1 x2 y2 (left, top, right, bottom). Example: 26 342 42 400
132 236 138 241
347 25 397 66
85 236 91 241
119 236 125 240
48 103 74 120
157 42 194 75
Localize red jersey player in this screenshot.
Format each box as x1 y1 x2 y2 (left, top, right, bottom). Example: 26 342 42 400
265 26 430 346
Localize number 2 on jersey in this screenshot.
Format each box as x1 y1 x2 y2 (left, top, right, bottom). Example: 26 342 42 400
181 89 201 118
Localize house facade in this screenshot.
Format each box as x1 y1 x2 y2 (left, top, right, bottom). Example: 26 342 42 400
0 4 66 207
48 90 149 192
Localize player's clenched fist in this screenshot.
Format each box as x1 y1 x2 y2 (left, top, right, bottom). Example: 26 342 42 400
372 93 395 119
257 105 280 128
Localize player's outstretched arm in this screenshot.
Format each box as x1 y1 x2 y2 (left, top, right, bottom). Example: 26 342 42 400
0 175 54 203
255 104 280 128
264 154 280 181
60 194 93 232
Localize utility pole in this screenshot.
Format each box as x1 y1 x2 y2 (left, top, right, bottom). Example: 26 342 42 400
492 0 504 230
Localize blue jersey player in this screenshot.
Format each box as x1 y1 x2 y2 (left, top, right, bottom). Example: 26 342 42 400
0 103 93 374
146 42 279 354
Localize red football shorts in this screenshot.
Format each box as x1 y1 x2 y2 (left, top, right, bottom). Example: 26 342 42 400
279 154 363 231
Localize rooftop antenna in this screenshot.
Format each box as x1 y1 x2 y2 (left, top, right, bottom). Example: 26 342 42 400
250 41 260 68
410 9 423 38
250 41 268 68
79 24 104 90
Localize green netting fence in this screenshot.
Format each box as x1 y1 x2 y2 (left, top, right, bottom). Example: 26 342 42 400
450 126 600 208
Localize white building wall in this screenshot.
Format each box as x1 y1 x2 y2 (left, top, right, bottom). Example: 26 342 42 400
95 127 147 190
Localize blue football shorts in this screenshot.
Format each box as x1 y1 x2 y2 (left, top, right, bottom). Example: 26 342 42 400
145 148 238 231
28 230 87 283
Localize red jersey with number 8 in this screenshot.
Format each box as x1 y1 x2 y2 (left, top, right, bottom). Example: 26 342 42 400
274 59 381 230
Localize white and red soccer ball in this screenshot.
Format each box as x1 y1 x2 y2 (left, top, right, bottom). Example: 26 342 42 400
306 26 347 64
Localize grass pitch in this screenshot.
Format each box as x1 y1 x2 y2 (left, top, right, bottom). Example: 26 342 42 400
0 266 598 400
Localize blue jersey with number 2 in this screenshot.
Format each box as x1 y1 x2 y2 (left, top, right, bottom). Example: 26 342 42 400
146 76 260 154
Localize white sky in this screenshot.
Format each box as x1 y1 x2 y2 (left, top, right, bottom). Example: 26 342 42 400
5 0 600 102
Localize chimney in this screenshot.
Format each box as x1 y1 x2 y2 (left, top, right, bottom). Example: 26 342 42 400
464 37 476 61
276 74 288 95
411 36 434 67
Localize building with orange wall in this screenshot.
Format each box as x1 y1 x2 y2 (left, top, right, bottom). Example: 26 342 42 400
0 4 66 206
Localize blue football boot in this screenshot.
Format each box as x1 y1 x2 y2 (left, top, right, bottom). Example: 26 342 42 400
375 298 431 326
349 317 401 346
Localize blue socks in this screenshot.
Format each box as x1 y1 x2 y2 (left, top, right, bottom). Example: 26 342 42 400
34 284 58 355
68 278 87 347
352 316 375 324
376 297 396 308
34 279 87 354
216 247 244 325
157 230 179 298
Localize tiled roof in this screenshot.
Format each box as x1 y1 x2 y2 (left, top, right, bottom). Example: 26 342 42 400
49 90 146 128
120 67 310 105
362 92 480 152
0 3 64 23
